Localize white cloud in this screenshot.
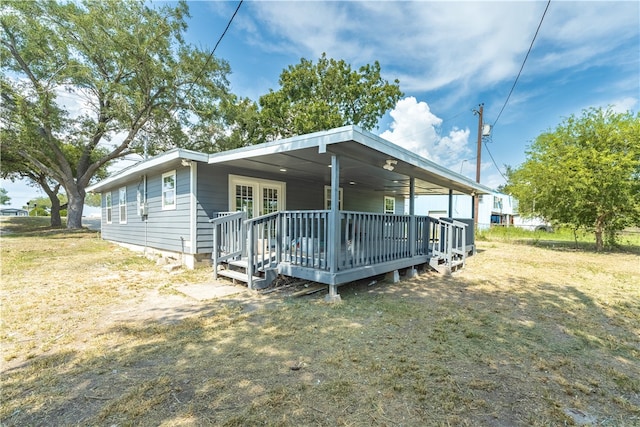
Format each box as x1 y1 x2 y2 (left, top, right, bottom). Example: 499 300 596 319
241 1 638 107
379 97 472 169
609 97 638 114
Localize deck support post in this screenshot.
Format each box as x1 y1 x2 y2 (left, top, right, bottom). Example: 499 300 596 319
406 267 418 278
386 270 400 283
325 284 342 303
409 177 416 257
325 154 342 303
448 189 453 218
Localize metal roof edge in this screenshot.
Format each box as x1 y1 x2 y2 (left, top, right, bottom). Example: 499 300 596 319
206 125 357 164
86 148 208 193
339 127 495 194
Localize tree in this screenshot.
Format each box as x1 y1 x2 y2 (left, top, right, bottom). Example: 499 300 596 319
1 0 232 228
258 53 403 141
0 188 9 205
506 107 640 251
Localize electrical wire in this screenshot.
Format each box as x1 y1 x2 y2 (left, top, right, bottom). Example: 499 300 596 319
189 0 243 90
492 0 551 128
211 0 243 57
484 139 509 182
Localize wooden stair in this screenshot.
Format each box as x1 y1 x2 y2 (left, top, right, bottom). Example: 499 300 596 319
428 254 465 275
215 257 277 290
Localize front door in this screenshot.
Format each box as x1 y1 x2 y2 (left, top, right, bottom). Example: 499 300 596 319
229 175 285 218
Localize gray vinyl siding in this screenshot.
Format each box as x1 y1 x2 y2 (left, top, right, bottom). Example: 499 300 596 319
101 167 191 253
194 165 406 253
195 165 230 253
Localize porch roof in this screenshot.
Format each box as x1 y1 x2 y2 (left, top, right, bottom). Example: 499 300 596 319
87 125 494 196
207 126 493 196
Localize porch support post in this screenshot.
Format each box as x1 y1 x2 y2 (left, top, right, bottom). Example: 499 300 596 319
471 195 476 226
326 154 342 303
409 177 416 258
448 189 453 218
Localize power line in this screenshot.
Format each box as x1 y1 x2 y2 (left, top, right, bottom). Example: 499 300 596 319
192 0 243 87
212 0 243 57
484 139 509 182
492 0 550 127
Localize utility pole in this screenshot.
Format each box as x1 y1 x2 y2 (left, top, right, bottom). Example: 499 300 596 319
473 103 484 228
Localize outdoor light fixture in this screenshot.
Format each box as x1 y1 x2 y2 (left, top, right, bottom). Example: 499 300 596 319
383 159 397 171
181 159 192 167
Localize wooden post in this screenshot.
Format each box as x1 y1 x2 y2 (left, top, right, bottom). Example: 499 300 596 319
326 154 342 302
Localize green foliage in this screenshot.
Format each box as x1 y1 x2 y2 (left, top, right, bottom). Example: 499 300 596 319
506 107 640 250
0 188 10 205
258 53 403 140
0 0 233 228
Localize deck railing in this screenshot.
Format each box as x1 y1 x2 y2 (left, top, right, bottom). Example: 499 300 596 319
341 211 413 268
212 210 468 285
209 211 246 280
431 218 467 269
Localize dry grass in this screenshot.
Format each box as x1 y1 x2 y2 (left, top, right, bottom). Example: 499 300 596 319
1 216 639 426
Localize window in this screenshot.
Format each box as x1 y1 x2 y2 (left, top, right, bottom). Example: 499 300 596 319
493 196 503 210
105 192 112 224
119 187 127 223
162 170 176 210
384 196 396 214
228 175 285 218
324 185 343 210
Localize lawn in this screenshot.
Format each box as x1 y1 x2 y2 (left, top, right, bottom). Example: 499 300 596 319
1 217 639 426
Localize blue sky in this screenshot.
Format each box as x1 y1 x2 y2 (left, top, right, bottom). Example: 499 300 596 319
2 0 639 210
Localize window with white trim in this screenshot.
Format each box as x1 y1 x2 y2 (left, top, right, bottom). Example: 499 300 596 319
228 175 285 218
384 196 396 214
105 192 112 224
162 170 176 210
324 185 343 210
119 187 127 224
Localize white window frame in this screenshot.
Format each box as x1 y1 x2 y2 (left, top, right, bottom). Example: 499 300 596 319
228 174 286 218
162 170 177 211
105 192 112 224
324 185 343 210
493 196 503 210
384 196 396 214
119 187 127 224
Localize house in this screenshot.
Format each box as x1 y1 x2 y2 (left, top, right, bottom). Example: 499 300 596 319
87 125 493 300
418 191 551 231
0 208 29 216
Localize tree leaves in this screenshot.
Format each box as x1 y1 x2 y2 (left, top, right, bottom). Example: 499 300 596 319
257 53 403 141
506 107 640 250
1 0 232 227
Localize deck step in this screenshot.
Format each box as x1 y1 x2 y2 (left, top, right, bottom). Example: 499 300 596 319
228 258 249 269
217 268 252 283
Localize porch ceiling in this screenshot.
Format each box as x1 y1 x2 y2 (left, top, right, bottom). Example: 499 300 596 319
210 127 492 196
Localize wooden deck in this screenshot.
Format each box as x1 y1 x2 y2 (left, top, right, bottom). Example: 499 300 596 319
211 210 470 292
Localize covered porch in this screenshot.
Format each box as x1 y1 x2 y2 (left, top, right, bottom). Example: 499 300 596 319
206 126 492 300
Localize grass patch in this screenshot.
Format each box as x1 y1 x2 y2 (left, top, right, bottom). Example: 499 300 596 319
1 217 639 425
478 225 640 253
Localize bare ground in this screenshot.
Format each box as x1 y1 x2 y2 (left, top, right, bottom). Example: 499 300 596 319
1 224 639 426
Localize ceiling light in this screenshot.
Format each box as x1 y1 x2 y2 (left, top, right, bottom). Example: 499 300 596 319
383 159 397 171
349 181 356 185
279 168 287 172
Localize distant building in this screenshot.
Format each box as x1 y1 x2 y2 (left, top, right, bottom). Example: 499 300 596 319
0 208 29 216
414 191 551 231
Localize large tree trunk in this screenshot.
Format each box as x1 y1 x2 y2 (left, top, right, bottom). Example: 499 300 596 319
594 215 605 252
49 194 62 227
35 176 62 227
66 185 86 229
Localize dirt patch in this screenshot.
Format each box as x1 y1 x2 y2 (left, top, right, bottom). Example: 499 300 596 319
2 225 639 426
